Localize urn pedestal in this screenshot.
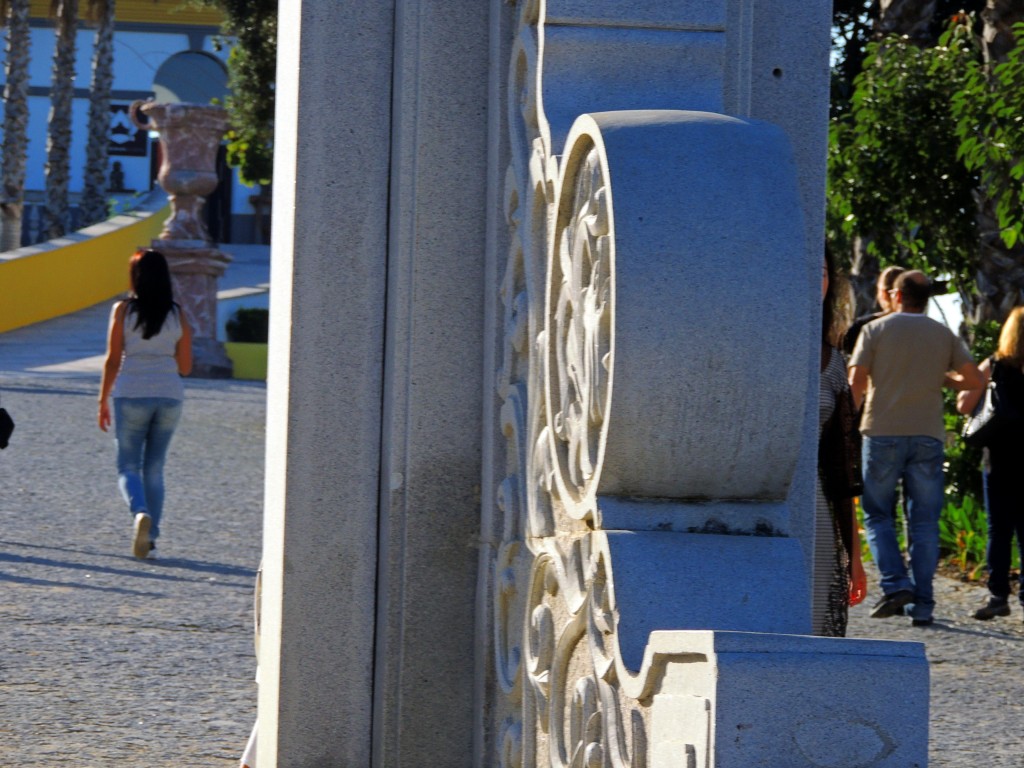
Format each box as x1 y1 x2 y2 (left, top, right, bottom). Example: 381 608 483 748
131 100 233 378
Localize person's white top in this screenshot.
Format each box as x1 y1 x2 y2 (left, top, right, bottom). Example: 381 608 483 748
112 302 184 401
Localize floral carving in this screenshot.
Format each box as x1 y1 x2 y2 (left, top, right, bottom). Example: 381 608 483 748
546 144 612 520
493 3 643 767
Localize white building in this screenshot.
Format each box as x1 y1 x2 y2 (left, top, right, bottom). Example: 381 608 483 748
2 0 265 245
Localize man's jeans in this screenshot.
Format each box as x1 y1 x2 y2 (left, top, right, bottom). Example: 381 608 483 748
861 435 945 620
114 397 183 541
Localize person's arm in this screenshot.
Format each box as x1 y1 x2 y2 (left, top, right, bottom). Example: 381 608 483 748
956 357 990 414
848 364 869 412
849 514 867 606
945 359 984 394
175 309 193 377
98 302 127 432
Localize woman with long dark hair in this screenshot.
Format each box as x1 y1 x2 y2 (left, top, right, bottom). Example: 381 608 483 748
98 248 192 558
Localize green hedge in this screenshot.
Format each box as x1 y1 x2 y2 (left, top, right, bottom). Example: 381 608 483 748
226 307 269 343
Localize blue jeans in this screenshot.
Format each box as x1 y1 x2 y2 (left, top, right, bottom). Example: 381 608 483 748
861 435 945 620
114 398 183 541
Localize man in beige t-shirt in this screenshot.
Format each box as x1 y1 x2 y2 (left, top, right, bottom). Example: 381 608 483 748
849 271 981 626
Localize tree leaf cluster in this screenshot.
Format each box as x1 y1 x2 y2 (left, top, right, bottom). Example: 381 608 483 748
828 24 981 291
953 22 1024 250
828 17 1024 307
202 0 276 186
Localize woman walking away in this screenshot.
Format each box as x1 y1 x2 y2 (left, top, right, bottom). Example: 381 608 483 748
958 307 1024 620
98 249 192 559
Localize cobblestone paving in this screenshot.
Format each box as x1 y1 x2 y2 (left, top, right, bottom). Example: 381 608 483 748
2 294 1022 765
850 560 1024 767
0 371 264 766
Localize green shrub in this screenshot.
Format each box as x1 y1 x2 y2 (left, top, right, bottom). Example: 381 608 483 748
939 496 988 577
855 500 907 565
226 307 269 343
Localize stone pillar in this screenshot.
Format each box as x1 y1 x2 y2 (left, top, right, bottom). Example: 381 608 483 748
259 1 489 765
265 2 929 768
131 100 232 378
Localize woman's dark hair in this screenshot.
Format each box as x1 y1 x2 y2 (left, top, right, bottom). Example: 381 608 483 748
823 246 852 348
128 248 176 339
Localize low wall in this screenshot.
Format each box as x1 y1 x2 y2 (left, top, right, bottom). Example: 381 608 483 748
0 193 169 333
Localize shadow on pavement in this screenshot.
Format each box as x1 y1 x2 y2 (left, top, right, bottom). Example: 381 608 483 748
0 569 164 597
0 542 255 586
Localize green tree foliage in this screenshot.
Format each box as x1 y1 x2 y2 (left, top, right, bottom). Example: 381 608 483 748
953 22 1024 250
829 18 1024 309
831 0 877 115
827 26 980 292
830 1 984 117
205 0 276 186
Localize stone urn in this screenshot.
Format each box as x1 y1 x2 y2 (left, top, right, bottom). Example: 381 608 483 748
130 100 229 246
130 100 233 378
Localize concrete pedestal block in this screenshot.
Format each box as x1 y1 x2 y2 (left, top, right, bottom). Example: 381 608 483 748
641 631 929 768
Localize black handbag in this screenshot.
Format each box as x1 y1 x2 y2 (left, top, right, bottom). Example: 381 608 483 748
0 406 13 449
963 360 1018 448
820 385 864 501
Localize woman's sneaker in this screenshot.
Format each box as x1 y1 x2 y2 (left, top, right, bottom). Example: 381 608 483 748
973 596 1010 620
132 512 152 559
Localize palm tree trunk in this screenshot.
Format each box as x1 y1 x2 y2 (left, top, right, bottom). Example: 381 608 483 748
42 0 79 240
79 0 115 226
1 0 31 251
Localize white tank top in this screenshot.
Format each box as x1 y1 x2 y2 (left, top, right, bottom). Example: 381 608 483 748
111 302 185 401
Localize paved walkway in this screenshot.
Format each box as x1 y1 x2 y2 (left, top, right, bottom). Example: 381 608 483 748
0 242 1022 765
0 245 267 766
849 561 1024 767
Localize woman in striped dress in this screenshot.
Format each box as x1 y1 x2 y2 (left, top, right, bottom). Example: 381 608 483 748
815 249 867 636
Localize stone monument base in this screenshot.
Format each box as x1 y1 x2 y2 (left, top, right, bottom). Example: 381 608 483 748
189 336 234 379
158 244 233 380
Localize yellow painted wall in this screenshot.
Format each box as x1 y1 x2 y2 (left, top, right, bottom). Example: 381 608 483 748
30 0 224 26
225 342 267 380
0 203 169 334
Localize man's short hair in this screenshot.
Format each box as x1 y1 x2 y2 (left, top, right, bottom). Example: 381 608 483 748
894 271 931 311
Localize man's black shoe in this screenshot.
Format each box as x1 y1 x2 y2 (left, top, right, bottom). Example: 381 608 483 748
869 589 914 618
911 617 934 627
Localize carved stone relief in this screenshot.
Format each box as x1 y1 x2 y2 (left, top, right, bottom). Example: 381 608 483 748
495 2 649 762
489 3 928 767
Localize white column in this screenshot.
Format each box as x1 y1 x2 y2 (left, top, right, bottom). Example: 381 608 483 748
259 1 395 765
373 1 490 764
261 1 491 765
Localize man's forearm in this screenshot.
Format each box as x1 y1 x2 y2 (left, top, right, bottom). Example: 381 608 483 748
946 367 983 391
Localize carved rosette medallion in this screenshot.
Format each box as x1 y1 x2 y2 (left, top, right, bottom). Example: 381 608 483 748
545 142 612 523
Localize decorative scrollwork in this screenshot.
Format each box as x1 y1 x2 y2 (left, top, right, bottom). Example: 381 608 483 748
546 143 612 520
521 535 647 768
496 5 647 768
494 539 524 696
